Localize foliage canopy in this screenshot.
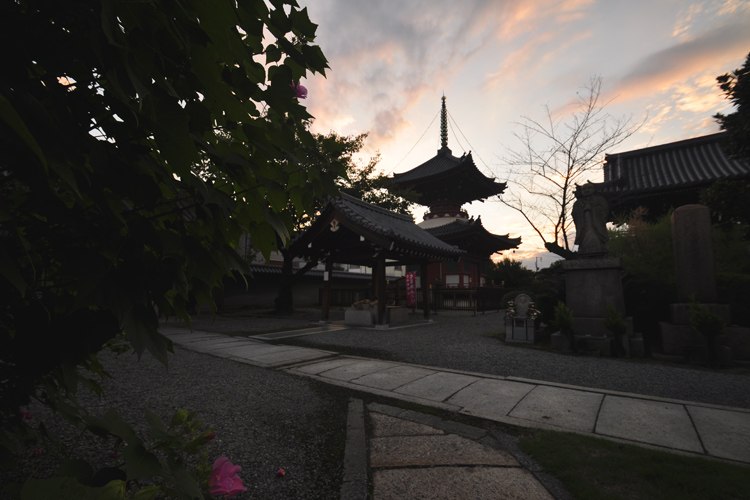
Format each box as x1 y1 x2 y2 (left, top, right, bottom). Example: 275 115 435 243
715 51 750 164
0 0 342 496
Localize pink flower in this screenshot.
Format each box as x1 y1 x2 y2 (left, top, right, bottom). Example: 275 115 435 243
21 411 32 421
205 433 216 441
276 468 285 478
290 82 307 99
32 449 43 457
209 457 246 498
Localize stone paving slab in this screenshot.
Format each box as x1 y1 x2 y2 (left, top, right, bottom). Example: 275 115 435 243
687 405 750 463
370 413 444 437
176 338 255 350
394 372 479 402
352 365 436 391
247 347 332 365
372 467 555 500
317 360 399 381
509 385 604 432
291 358 362 375
448 378 536 417
208 343 294 356
160 331 229 343
370 434 518 467
596 395 703 453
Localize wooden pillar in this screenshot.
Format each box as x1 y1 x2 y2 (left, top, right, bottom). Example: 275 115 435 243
376 254 386 325
421 261 431 321
321 255 333 322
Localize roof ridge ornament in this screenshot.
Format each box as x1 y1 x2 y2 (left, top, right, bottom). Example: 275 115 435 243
439 95 450 154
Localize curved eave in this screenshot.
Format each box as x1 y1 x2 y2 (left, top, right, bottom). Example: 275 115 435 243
289 193 466 264
393 152 506 203
426 220 521 256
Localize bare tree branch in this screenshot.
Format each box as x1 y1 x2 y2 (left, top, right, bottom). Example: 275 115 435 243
497 76 646 258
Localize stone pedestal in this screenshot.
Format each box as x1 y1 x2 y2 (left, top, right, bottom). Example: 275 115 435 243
562 257 626 337
659 205 750 361
345 309 374 326
660 309 750 361
386 306 408 325
506 318 535 343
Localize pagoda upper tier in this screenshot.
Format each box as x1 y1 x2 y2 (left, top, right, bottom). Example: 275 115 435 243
391 96 507 223
391 146 507 221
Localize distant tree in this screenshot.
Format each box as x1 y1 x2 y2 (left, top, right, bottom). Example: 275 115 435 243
499 77 644 259
486 257 535 289
715 51 750 164
340 152 415 215
701 179 750 236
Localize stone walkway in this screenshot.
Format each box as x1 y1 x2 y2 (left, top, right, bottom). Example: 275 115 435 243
160 325 750 499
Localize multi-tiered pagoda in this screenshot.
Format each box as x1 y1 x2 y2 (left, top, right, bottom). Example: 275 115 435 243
391 96 520 287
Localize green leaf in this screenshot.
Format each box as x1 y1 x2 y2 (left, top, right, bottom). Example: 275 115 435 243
171 409 189 427
167 460 204 500
123 443 162 480
0 91 47 170
0 245 27 295
57 459 94 486
93 479 126 500
290 7 318 39
132 486 162 500
21 477 86 500
266 43 282 64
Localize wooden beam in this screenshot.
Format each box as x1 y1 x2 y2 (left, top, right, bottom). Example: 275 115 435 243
420 261 431 321
321 256 333 322
376 253 386 326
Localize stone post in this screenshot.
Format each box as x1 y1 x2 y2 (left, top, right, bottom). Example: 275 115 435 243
671 204 717 303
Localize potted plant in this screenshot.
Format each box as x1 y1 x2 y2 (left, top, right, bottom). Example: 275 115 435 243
604 303 628 358
552 301 576 353
688 300 725 368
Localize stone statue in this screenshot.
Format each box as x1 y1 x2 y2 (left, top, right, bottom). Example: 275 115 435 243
572 183 609 256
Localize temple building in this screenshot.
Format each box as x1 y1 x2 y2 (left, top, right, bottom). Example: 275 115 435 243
391 96 520 288
593 132 750 220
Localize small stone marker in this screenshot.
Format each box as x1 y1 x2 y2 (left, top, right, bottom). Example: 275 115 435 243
514 294 531 318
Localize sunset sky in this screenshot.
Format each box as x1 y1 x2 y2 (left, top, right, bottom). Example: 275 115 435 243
297 0 750 269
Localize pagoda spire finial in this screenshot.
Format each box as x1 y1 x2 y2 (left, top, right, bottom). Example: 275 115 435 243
440 95 448 150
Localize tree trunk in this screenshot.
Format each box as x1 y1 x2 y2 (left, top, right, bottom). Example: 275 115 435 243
274 248 318 315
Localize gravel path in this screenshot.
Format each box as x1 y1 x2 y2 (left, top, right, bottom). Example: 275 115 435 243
269 310 750 410
3 347 349 500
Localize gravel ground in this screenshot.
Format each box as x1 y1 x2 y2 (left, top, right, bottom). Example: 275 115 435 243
5 308 749 498
266 309 750 410
2 346 349 500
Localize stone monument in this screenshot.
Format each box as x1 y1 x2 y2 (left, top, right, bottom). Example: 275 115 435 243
659 204 749 362
505 293 535 343
558 182 642 356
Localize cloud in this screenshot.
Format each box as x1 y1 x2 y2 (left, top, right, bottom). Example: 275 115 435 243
614 15 750 101
302 0 597 151
672 3 704 39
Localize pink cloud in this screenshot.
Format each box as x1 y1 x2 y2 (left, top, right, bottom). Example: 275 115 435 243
614 20 750 101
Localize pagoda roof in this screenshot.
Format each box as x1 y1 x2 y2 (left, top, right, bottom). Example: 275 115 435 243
391 147 507 206
425 217 521 258
290 192 465 265
593 132 750 217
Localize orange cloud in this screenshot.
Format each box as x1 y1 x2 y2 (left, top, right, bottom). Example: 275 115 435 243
614 18 750 102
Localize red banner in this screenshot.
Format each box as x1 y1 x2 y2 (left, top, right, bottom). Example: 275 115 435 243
405 272 417 307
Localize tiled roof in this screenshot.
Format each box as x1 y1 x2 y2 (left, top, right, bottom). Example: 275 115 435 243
599 132 750 196
330 193 464 257
425 218 521 253
391 147 507 202
393 147 467 182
